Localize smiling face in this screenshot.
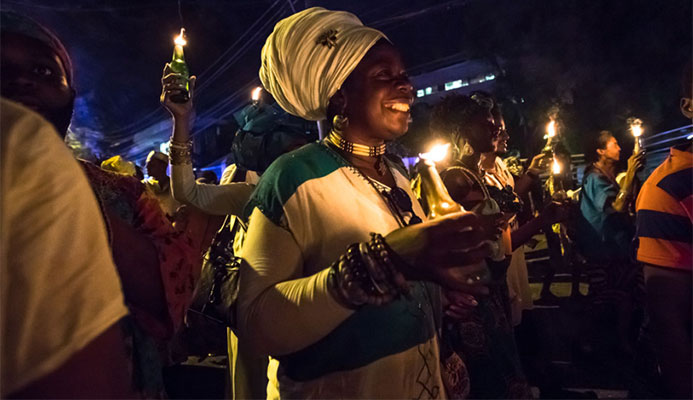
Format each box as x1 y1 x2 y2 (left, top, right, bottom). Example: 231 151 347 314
465 110 496 154
1 32 74 137
335 40 414 144
492 115 509 154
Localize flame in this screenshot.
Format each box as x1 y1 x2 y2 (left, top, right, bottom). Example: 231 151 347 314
630 118 643 137
552 157 562 175
546 120 557 138
419 143 450 163
174 28 187 46
251 86 262 101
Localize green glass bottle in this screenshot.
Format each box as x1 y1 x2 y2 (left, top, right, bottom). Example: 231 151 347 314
170 28 189 103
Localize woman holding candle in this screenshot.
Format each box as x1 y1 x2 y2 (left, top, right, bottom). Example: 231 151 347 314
233 7 498 399
475 92 570 326
577 130 644 355
430 94 532 399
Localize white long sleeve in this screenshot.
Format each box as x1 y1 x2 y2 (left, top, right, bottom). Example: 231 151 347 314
237 208 353 356
170 163 255 216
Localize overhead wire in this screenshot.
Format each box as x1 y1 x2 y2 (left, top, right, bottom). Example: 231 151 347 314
105 0 282 138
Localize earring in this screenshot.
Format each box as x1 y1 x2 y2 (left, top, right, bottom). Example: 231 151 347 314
461 140 474 157
332 113 349 134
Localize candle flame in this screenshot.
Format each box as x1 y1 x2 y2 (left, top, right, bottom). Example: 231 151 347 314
552 157 562 175
630 118 643 138
546 120 557 138
251 86 262 101
419 143 450 163
174 28 187 46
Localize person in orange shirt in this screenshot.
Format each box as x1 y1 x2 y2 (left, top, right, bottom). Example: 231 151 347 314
634 63 692 399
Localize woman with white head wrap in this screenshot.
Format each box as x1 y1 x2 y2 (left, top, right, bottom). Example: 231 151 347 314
237 7 496 399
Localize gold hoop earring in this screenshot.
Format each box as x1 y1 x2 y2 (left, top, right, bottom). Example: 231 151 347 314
461 140 474 157
332 114 349 134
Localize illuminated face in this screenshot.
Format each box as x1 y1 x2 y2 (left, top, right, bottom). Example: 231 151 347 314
464 111 496 154
492 116 509 154
1 32 74 136
598 136 621 161
340 40 414 143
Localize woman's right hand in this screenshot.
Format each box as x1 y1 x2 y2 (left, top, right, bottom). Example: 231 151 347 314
385 211 493 295
626 151 645 177
527 153 550 176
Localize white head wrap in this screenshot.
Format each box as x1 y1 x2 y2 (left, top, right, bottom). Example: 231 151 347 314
259 7 387 121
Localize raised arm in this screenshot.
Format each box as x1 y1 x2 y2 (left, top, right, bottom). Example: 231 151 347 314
160 63 255 216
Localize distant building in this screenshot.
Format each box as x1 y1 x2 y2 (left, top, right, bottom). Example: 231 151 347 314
410 58 500 104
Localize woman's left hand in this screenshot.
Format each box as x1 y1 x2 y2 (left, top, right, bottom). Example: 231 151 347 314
541 201 571 224
444 290 478 319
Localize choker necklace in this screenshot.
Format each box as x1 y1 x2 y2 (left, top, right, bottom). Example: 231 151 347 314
327 130 387 157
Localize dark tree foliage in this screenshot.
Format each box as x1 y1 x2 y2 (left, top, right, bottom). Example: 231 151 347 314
457 0 691 156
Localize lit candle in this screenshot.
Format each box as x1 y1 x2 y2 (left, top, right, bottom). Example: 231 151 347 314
552 157 562 175
629 118 643 154
174 28 187 58
251 86 263 102
419 143 450 164
551 156 566 200
546 120 557 140
543 119 558 154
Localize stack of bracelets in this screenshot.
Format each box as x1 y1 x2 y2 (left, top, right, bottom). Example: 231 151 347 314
327 232 411 308
169 138 192 165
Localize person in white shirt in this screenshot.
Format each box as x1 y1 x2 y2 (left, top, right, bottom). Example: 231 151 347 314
1 98 132 398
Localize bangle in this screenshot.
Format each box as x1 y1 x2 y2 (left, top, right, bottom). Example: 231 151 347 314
170 137 192 147
327 234 410 309
168 139 192 165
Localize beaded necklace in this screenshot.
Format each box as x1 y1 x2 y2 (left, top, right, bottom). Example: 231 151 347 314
326 129 387 157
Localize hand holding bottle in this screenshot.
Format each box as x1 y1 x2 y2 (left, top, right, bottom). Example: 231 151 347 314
385 211 493 295
161 63 196 140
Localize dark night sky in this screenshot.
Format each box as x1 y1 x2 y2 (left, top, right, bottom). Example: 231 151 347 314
2 0 691 158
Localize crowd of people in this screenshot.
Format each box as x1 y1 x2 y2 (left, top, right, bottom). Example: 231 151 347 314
1 6 691 400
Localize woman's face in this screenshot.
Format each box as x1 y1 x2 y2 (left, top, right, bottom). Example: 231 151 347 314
598 136 621 161
492 116 510 154
464 110 496 154
340 40 414 142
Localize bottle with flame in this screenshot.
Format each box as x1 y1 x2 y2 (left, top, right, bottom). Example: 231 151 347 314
418 143 503 263
170 28 190 103
629 118 644 154
543 120 558 155
417 144 462 219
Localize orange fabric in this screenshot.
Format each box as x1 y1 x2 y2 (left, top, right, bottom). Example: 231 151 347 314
635 148 692 270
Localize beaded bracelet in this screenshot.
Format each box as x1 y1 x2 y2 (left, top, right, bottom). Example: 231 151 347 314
168 139 192 165
327 234 409 309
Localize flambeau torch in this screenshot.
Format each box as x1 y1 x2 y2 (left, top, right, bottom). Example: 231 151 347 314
543 119 558 154
551 156 567 201
417 143 461 219
418 143 503 263
417 143 495 281
169 28 189 103
629 118 644 154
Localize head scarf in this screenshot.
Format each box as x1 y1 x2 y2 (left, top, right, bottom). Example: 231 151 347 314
259 7 387 121
1 11 74 86
101 155 136 176
146 150 168 164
